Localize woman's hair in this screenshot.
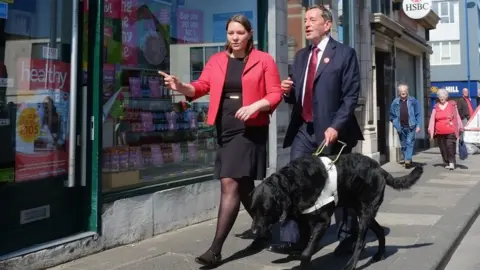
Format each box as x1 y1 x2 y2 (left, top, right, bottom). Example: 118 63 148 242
437 88 449 99
224 14 255 59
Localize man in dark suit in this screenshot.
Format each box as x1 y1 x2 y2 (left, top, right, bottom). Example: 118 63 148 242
267 5 364 256
456 88 474 121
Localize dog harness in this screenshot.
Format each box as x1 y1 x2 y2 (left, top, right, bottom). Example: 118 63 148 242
301 156 338 214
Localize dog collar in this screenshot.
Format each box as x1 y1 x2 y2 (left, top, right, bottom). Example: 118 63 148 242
302 156 338 214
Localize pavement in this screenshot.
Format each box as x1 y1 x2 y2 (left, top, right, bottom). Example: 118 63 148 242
49 148 480 270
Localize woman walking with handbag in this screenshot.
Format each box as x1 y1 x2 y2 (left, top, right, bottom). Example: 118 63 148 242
428 88 464 170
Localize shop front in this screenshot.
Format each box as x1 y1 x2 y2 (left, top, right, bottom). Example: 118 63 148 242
0 0 98 258
430 81 479 111
1 0 269 268
371 4 439 163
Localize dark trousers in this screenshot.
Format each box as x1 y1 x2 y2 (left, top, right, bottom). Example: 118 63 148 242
436 133 457 164
279 122 357 243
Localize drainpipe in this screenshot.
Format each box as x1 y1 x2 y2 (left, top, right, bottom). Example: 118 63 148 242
465 0 471 93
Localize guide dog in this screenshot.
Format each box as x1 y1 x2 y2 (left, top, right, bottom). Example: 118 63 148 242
249 152 423 270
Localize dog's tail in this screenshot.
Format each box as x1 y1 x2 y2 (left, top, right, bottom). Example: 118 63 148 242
384 166 423 190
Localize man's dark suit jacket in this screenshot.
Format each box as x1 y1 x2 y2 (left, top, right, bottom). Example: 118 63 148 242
455 97 471 120
283 38 364 155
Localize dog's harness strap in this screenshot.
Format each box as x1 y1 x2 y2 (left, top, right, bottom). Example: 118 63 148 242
302 156 338 214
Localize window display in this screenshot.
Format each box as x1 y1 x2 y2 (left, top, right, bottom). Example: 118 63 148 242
93 0 259 192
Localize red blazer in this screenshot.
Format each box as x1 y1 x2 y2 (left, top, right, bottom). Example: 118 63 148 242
189 48 282 126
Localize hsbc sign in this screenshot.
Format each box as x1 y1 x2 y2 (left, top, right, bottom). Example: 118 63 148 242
402 0 432 20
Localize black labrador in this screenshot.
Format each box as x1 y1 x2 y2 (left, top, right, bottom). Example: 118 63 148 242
250 153 423 270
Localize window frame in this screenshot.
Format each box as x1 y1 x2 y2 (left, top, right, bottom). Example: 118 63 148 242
433 1 455 24
430 40 461 66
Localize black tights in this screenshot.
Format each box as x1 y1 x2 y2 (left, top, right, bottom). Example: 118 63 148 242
209 177 255 254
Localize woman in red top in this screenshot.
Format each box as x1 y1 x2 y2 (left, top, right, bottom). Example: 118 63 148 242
428 88 463 170
159 15 282 266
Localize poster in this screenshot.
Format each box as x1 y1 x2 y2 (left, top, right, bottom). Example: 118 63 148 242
122 0 139 67
176 8 203 44
14 59 70 182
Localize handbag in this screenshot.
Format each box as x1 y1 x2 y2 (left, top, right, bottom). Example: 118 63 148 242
459 138 468 160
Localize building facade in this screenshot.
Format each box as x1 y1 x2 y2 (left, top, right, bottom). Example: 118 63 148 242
429 0 480 109
0 0 437 269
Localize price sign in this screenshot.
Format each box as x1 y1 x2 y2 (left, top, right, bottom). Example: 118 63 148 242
17 107 40 143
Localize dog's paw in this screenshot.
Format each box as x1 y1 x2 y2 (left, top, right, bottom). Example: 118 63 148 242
372 252 386 262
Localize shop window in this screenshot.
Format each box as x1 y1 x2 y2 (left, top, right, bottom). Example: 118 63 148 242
98 0 261 193
432 1 455 24
430 40 461 65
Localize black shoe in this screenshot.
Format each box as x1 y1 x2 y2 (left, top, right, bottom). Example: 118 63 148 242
405 162 412 169
235 229 256 239
334 236 357 256
267 242 303 255
195 249 222 267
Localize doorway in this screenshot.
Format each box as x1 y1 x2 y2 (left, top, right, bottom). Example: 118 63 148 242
0 0 92 255
375 49 394 164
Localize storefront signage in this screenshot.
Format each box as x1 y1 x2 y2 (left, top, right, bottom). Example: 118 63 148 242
17 59 70 91
402 0 432 20
430 85 459 94
0 2 8 20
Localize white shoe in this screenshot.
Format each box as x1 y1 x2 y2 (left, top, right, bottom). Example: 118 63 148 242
448 163 455 170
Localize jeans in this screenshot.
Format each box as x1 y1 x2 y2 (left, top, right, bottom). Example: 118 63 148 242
398 126 416 161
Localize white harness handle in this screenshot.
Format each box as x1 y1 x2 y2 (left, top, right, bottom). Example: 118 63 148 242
302 156 338 214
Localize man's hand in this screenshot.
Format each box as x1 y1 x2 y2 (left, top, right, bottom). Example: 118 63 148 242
281 77 294 94
416 127 420 133
324 127 338 146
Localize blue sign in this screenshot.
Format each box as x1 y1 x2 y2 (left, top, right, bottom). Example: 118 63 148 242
430 81 478 98
430 81 479 110
212 11 254 42
0 2 8 20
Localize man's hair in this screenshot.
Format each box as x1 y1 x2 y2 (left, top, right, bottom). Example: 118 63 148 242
306 4 333 23
397 83 409 93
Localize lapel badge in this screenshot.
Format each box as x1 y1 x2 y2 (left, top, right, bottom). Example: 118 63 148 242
324 57 330 64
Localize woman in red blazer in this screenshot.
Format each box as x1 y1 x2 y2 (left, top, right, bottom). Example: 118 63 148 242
159 14 282 266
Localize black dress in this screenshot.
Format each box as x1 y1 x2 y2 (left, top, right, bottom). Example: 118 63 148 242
213 57 268 180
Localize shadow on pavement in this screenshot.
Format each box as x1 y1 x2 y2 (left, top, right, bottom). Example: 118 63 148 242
282 242 433 270
433 163 469 169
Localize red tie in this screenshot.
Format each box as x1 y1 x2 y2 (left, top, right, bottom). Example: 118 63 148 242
302 47 319 122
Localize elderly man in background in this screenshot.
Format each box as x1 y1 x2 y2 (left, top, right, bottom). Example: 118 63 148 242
389 84 421 169
456 88 474 134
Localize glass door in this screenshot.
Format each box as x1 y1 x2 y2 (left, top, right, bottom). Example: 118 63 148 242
0 0 90 255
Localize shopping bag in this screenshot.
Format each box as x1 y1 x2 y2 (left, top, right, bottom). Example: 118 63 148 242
459 139 468 160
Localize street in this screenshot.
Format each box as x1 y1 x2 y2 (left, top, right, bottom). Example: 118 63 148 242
49 148 480 270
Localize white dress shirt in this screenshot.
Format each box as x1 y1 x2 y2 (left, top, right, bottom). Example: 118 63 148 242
301 36 330 105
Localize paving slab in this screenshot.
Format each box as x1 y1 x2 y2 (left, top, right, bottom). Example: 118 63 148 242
48 149 480 270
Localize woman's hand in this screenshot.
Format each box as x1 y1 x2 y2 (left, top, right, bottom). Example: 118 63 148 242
158 71 182 91
235 104 260 121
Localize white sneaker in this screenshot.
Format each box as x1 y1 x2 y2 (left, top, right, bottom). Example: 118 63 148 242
448 163 455 170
